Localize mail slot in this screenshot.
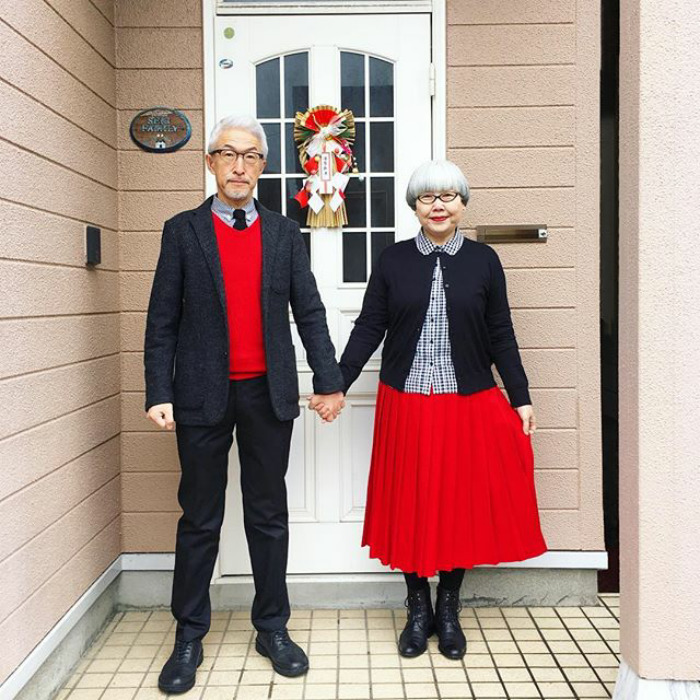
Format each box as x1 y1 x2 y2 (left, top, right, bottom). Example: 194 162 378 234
476 225 548 244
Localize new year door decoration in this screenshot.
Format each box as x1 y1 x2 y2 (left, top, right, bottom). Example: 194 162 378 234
293 105 358 228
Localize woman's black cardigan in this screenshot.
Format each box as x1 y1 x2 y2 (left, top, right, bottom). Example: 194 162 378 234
338 236 532 408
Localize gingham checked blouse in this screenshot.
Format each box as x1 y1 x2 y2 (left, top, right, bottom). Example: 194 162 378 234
404 229 463 394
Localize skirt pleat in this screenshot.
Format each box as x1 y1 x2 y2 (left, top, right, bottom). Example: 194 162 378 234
361 382 548 577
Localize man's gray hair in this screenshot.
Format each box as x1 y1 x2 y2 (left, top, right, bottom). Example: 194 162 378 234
207 115 268 158
405 159 470 210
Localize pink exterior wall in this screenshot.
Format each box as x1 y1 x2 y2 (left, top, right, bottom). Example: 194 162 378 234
618 0 700 679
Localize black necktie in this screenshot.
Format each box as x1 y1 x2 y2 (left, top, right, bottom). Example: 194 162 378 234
232 209 247 230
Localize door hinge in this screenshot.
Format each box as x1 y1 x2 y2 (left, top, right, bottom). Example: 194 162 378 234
429 63 436 97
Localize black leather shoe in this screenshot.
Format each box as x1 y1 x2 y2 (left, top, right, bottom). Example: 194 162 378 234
255 629 309 677
158 637 203 694
434 586 467 659
398 586 434 657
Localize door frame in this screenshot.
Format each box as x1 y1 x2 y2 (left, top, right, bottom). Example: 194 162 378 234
202 0 445 582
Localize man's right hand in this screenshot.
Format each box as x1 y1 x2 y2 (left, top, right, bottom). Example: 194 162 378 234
146 403 175 430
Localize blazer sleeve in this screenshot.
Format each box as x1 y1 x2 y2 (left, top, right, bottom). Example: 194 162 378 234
289 223 345 395
143 219 183 411
338 257 390 394
485 248 531 407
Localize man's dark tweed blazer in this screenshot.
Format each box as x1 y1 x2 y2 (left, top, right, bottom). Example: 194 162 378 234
144 196 344 425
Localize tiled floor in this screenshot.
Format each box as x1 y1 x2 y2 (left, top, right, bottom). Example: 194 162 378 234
55 594 620 700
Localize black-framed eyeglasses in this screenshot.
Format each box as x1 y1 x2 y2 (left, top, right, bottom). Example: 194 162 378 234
209 148 265 166
417 191 460 205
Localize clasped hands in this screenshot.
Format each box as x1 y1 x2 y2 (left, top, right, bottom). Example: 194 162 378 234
307 391 345 423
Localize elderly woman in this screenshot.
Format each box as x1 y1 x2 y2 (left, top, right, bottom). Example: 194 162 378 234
322 159 547 660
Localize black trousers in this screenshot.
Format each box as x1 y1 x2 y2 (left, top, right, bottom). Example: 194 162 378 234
172 375 294 641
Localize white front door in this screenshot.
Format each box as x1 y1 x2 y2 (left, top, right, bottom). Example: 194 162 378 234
213 12 432 574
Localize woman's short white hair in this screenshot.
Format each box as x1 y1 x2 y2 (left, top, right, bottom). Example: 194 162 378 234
207 114 268 158
405 159 470 210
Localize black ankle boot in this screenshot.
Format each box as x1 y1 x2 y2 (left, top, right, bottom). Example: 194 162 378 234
158 636 203 694
398 586 434 657
434 586 467 659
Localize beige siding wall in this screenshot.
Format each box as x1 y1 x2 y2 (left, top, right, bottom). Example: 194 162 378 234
116 0 205 552
447 0 603 550
117 0 602 554
0 0 120 684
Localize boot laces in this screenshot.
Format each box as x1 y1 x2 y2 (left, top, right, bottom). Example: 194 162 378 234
270 629 291 646
436 589 462 622
175 638 195 661
404 590 432 626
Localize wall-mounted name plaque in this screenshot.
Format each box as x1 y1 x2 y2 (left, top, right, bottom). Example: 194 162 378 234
129 107 192 153
476 225 548 244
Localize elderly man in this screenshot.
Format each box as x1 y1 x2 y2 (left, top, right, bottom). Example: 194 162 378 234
144 115 345 694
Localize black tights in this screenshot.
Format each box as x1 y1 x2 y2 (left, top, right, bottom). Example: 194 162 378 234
404 568 465 592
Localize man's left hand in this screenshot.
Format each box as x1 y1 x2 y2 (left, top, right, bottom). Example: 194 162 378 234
307 392 345 422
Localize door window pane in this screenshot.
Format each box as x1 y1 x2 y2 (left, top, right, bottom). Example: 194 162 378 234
302 232 311 261
369 57 394 117
285 178 307 227
372 231 395 267
344 176 367 228
341 51 365 118
262 123 280 174
256 58 280 118
343 231 367 283
257 178 281 214
370 177 395 228
369 122 394 172
285 123 304 174
285 52 309 118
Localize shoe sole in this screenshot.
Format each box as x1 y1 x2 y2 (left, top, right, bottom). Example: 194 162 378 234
158 646 204 694
437 643 466 660
255 640 309 677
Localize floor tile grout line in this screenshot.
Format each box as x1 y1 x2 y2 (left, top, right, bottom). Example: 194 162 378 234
456 609 476 700
525 606 580 699
204 609 232 697
472 606 511 699
99 610 143 699
500 606 545 699
124 609 166 699
597 596 620 623
299 611 310 700
554 603 612 698
364 607 375 700
578 605 620 665
394 606 409 700
233 614 256 700
73 609 124 699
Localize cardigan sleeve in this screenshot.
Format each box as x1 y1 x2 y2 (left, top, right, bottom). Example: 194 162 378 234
485 249 531 407
338 257 390 393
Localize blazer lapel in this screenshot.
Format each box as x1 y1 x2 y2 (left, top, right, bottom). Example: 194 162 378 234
190 195 227 314
256 199 281 313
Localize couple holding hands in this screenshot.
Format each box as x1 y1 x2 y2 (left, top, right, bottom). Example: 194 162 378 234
144 115 547 694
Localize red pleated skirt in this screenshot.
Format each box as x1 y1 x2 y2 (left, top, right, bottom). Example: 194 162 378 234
361 382 548 577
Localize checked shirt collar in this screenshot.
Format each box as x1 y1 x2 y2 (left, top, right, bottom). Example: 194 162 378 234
415 228 464 256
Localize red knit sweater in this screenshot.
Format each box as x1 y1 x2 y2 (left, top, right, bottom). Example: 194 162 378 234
212 213 267 380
